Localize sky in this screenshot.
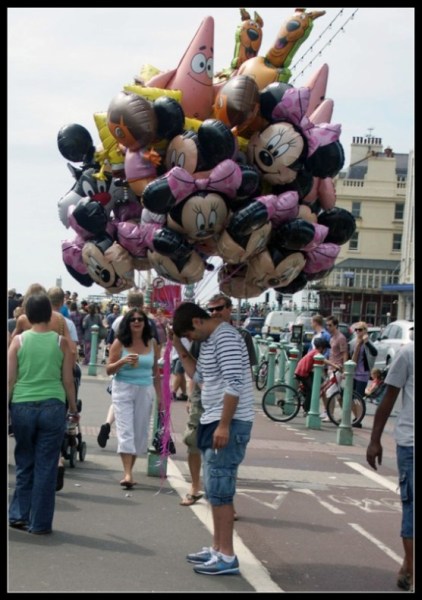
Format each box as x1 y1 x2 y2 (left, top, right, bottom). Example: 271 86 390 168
7 7 415 306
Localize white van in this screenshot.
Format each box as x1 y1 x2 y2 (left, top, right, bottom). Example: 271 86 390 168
261 311 297 342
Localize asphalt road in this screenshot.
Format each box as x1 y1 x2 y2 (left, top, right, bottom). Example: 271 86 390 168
8 365 406 593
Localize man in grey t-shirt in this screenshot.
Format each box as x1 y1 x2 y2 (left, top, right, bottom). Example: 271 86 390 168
366 338 414 592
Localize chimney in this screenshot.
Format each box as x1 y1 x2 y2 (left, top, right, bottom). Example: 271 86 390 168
384 147 394 157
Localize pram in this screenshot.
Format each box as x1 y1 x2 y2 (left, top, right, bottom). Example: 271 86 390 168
61 363 87 467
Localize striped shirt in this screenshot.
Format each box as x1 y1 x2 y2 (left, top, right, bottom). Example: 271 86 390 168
193 322 255 424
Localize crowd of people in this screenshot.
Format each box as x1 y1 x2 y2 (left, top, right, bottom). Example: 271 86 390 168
7 285 413 587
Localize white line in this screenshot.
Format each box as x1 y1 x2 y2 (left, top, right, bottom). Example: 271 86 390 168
294 488 345 514
345 462 399 494
167 459 283 593
349 523 402 564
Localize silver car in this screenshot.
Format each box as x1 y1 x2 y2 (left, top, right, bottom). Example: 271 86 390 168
373 320 414 368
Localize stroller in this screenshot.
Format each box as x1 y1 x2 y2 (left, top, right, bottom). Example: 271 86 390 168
364 366 389 405
61 363 87 467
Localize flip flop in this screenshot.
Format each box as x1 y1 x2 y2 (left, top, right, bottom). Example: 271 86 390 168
180 493 204 506
120 481 137 490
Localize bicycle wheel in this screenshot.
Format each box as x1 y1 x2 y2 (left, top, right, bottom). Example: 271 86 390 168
255 360 269 391
326 391 366 426
262 383 301 422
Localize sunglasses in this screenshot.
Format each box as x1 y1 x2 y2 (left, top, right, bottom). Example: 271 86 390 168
207 305 227 313
129 317 144 323
355 328 365 332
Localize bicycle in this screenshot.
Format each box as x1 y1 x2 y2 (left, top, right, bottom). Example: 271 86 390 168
255 345 290 391
261 369 366 426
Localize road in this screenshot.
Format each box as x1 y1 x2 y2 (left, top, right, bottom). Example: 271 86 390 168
8 365 405 593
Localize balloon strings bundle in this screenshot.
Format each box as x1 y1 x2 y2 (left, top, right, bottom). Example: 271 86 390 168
157 338 173 467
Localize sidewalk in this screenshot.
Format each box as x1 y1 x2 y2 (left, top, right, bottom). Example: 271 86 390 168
8 365 402 593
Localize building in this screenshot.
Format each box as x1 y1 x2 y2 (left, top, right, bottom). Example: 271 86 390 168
315 136 414 325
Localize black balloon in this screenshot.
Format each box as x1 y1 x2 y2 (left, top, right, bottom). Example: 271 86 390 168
57 124 95 164
271 218 315 250
197 119 236 167
153 228 194 258
142 175 175 214
259 82 293 122
63 263 94 287
154 96 185 140
317 207 356 245
228 200 269 236
273 271 308 294
72 198 108 235
306 141 345 179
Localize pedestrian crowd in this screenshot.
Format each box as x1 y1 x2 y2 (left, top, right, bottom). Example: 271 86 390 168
7 285 413 588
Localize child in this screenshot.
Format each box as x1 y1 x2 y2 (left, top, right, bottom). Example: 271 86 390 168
365 368 384 401
295 337 338 414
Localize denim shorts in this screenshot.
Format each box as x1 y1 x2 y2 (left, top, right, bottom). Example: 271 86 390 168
397 445 413 538
202 419 252 506
171 358 184 375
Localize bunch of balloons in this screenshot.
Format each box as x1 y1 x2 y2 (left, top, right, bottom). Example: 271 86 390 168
57 8 356 298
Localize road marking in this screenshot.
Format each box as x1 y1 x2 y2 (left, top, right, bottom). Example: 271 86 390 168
166 459 283 593
236 490 289 510
344 462 399 494
349 523 402 564
294 488 345 514
328 495 401 513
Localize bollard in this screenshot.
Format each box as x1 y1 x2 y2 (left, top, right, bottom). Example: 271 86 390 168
280 346 300 415
286 347 300 389
337 360 356 446
277 342 288 384
252 335 261 378
266 344 278 390
88 325 99 376
147 395 168 477
263 344 278 405
306 353 325 429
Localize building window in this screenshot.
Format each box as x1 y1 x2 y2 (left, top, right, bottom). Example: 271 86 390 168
351 202 361 218
365 302 377 324
392 233 402 252
394 202 405 220
348 232 359 251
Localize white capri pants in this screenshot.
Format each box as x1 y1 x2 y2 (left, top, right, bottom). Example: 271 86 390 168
112 380 155 455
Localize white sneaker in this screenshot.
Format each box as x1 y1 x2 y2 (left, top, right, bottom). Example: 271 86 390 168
322 416 331 422
319 411 327 419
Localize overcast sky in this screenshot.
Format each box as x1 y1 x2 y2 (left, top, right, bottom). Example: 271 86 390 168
8 7 414 305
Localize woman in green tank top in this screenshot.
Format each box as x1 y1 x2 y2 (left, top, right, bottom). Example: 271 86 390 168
8 292 77 534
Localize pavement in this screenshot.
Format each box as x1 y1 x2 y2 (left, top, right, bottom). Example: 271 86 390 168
7 363 406 593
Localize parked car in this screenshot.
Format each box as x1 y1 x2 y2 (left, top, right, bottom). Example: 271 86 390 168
373 320 414 369
293 315 316 354
262 311 296 342
242 316 266 337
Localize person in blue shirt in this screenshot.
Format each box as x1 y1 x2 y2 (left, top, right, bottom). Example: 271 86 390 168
106 308 161 489
309 314 331 358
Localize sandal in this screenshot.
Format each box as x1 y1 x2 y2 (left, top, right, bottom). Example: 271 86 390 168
180 493 203 506
397 572 412 591
120 480 137 490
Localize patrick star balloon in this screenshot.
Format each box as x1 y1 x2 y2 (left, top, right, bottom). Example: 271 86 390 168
145 16 215 121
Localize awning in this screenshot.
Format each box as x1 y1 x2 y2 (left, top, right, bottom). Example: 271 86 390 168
381 284 414 293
